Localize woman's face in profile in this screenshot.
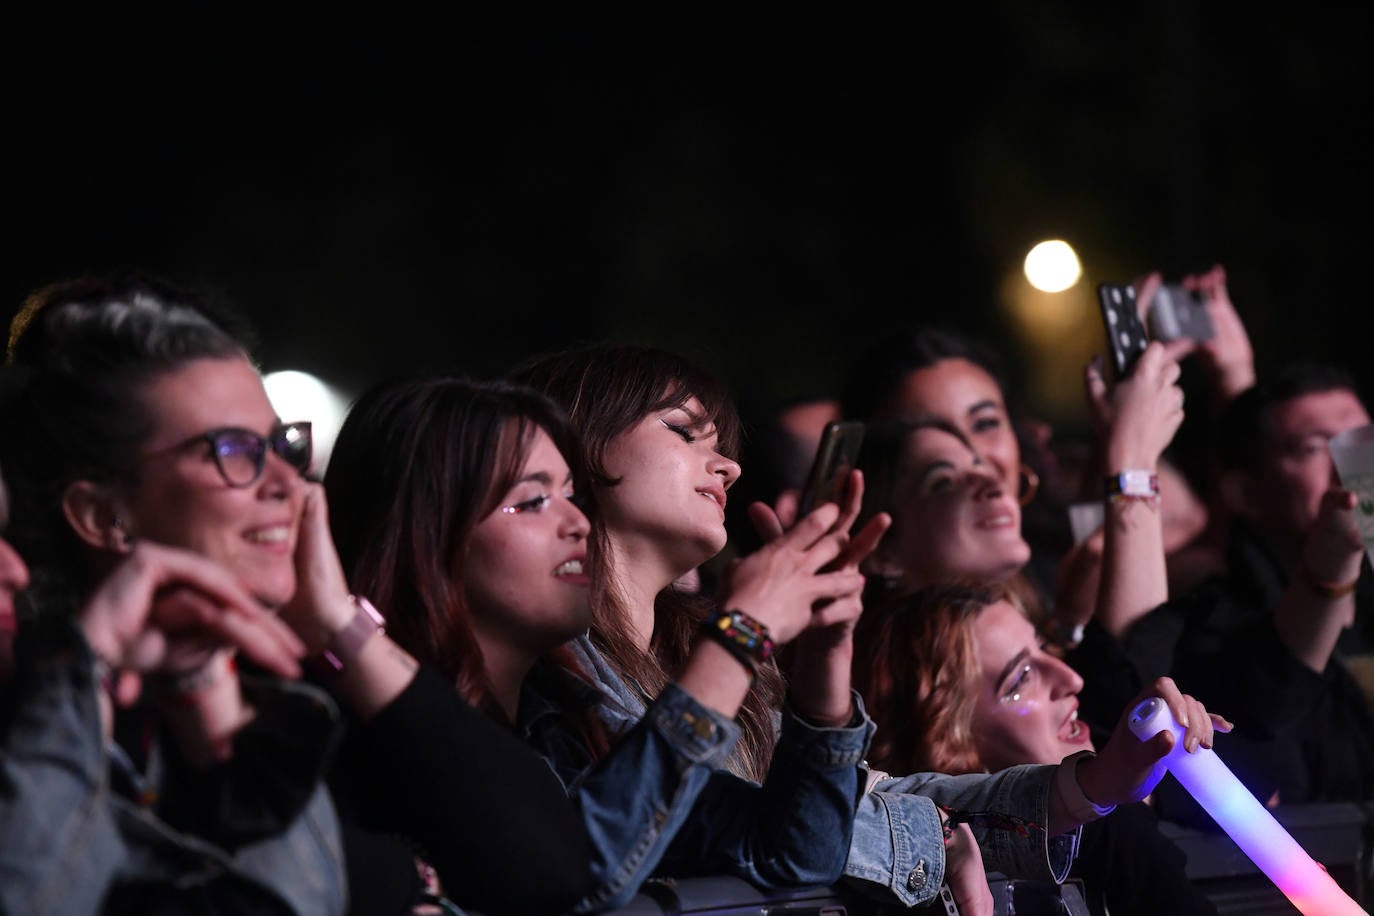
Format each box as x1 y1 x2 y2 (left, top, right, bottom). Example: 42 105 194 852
463 425 593 657
596 395 742 576
882 358 1021 497
118 356 306 608
883 427 1030 588
970 600 1092 771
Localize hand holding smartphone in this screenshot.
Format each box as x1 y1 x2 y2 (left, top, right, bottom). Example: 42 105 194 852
1098 278 1217 379
798 421 866 516
1147 283 1216 343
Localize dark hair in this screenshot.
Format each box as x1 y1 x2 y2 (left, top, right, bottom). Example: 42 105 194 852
854 416 972 550
513 343 783 782
840 327 1007 423
1218 363 1362 471
854 583 1002 776
325 376 598 724
0 275 248 604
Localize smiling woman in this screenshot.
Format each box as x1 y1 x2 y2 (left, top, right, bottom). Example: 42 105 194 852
0 275 348 914
856 583 1220 916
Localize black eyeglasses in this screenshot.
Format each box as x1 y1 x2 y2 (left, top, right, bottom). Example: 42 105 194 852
148 421 313 487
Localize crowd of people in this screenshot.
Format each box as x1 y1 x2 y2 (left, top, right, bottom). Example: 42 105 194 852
0 268 1363 915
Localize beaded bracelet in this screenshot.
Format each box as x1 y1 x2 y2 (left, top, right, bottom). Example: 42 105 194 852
701 608 775 676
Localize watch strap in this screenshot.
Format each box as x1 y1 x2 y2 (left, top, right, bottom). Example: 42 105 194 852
318 595 386 673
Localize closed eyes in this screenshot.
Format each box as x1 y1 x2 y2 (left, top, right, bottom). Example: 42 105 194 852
660 419 697 443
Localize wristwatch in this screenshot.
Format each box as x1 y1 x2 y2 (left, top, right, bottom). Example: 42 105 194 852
317 595 386 673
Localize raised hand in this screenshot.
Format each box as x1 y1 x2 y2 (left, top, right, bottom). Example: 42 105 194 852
1077 677 1231 810
1186 264 1255 401
721 500 865 647
1085 342 1186 473
279 482 357 653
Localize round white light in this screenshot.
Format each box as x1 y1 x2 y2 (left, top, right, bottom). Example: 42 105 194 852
263 370 350 473
1023 240 1082 293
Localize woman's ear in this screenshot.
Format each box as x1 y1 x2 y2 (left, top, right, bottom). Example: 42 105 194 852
62 481 134 554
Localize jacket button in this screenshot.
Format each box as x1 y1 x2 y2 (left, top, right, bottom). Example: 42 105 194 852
907 860 927 891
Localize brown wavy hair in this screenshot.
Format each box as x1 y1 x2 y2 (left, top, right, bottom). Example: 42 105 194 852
513 343 783 781
854 583 1006 776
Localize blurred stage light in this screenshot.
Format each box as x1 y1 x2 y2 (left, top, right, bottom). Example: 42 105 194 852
1023 240 1082 293
263 370 349 474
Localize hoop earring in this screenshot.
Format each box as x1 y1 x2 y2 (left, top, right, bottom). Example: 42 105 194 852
1018 465 1040 507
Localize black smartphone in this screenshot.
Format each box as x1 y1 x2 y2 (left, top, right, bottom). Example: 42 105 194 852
1147 283 1216 343
798 420 866 515
1096 282 1150 378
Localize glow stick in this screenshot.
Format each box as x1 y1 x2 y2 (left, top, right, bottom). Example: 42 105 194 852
1128 697 1367 916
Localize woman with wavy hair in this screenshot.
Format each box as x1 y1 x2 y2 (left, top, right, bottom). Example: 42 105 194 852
516 342 1223 916
857 583 1221 915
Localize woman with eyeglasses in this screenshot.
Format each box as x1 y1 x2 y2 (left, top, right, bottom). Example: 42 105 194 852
0 277 594 915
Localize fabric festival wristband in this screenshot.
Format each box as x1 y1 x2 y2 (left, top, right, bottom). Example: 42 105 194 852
701 608 775 674
1105 469 1159 504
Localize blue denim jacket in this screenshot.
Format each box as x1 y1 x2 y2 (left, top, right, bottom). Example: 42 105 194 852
564 634 1078 909
523 636 873 913
0 622 348 915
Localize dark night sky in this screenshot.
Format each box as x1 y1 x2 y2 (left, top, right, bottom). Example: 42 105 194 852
4 6 1369 449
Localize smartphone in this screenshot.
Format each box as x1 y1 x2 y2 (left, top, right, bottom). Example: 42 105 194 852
798 420 866 515
1147 283 1216 343
1096 282 1150 378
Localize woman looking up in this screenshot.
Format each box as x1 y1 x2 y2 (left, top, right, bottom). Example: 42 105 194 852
857 583 1223 915
324 376 873 913
516 342 1213 916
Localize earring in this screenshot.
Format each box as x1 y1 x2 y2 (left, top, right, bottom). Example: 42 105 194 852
112 516 134 547
1018 465 1040 507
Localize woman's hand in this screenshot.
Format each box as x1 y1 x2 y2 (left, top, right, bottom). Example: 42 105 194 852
279 483 358 654
80 542 305 693
1187 264 1255 401
79 542 307 762
721 500 865 646
751 470 891 724
944 820 993 916
1085 342 1185 473
1078 677 1232 808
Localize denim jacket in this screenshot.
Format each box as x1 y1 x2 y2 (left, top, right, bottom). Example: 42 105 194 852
564 635 1078 909
523 636 873 913
0 620 348 915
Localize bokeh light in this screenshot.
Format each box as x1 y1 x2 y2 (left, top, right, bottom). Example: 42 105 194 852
1023 240 1082 293
263 370 350 474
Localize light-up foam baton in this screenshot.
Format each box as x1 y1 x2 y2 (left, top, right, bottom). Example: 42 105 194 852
1128 697 1367 916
